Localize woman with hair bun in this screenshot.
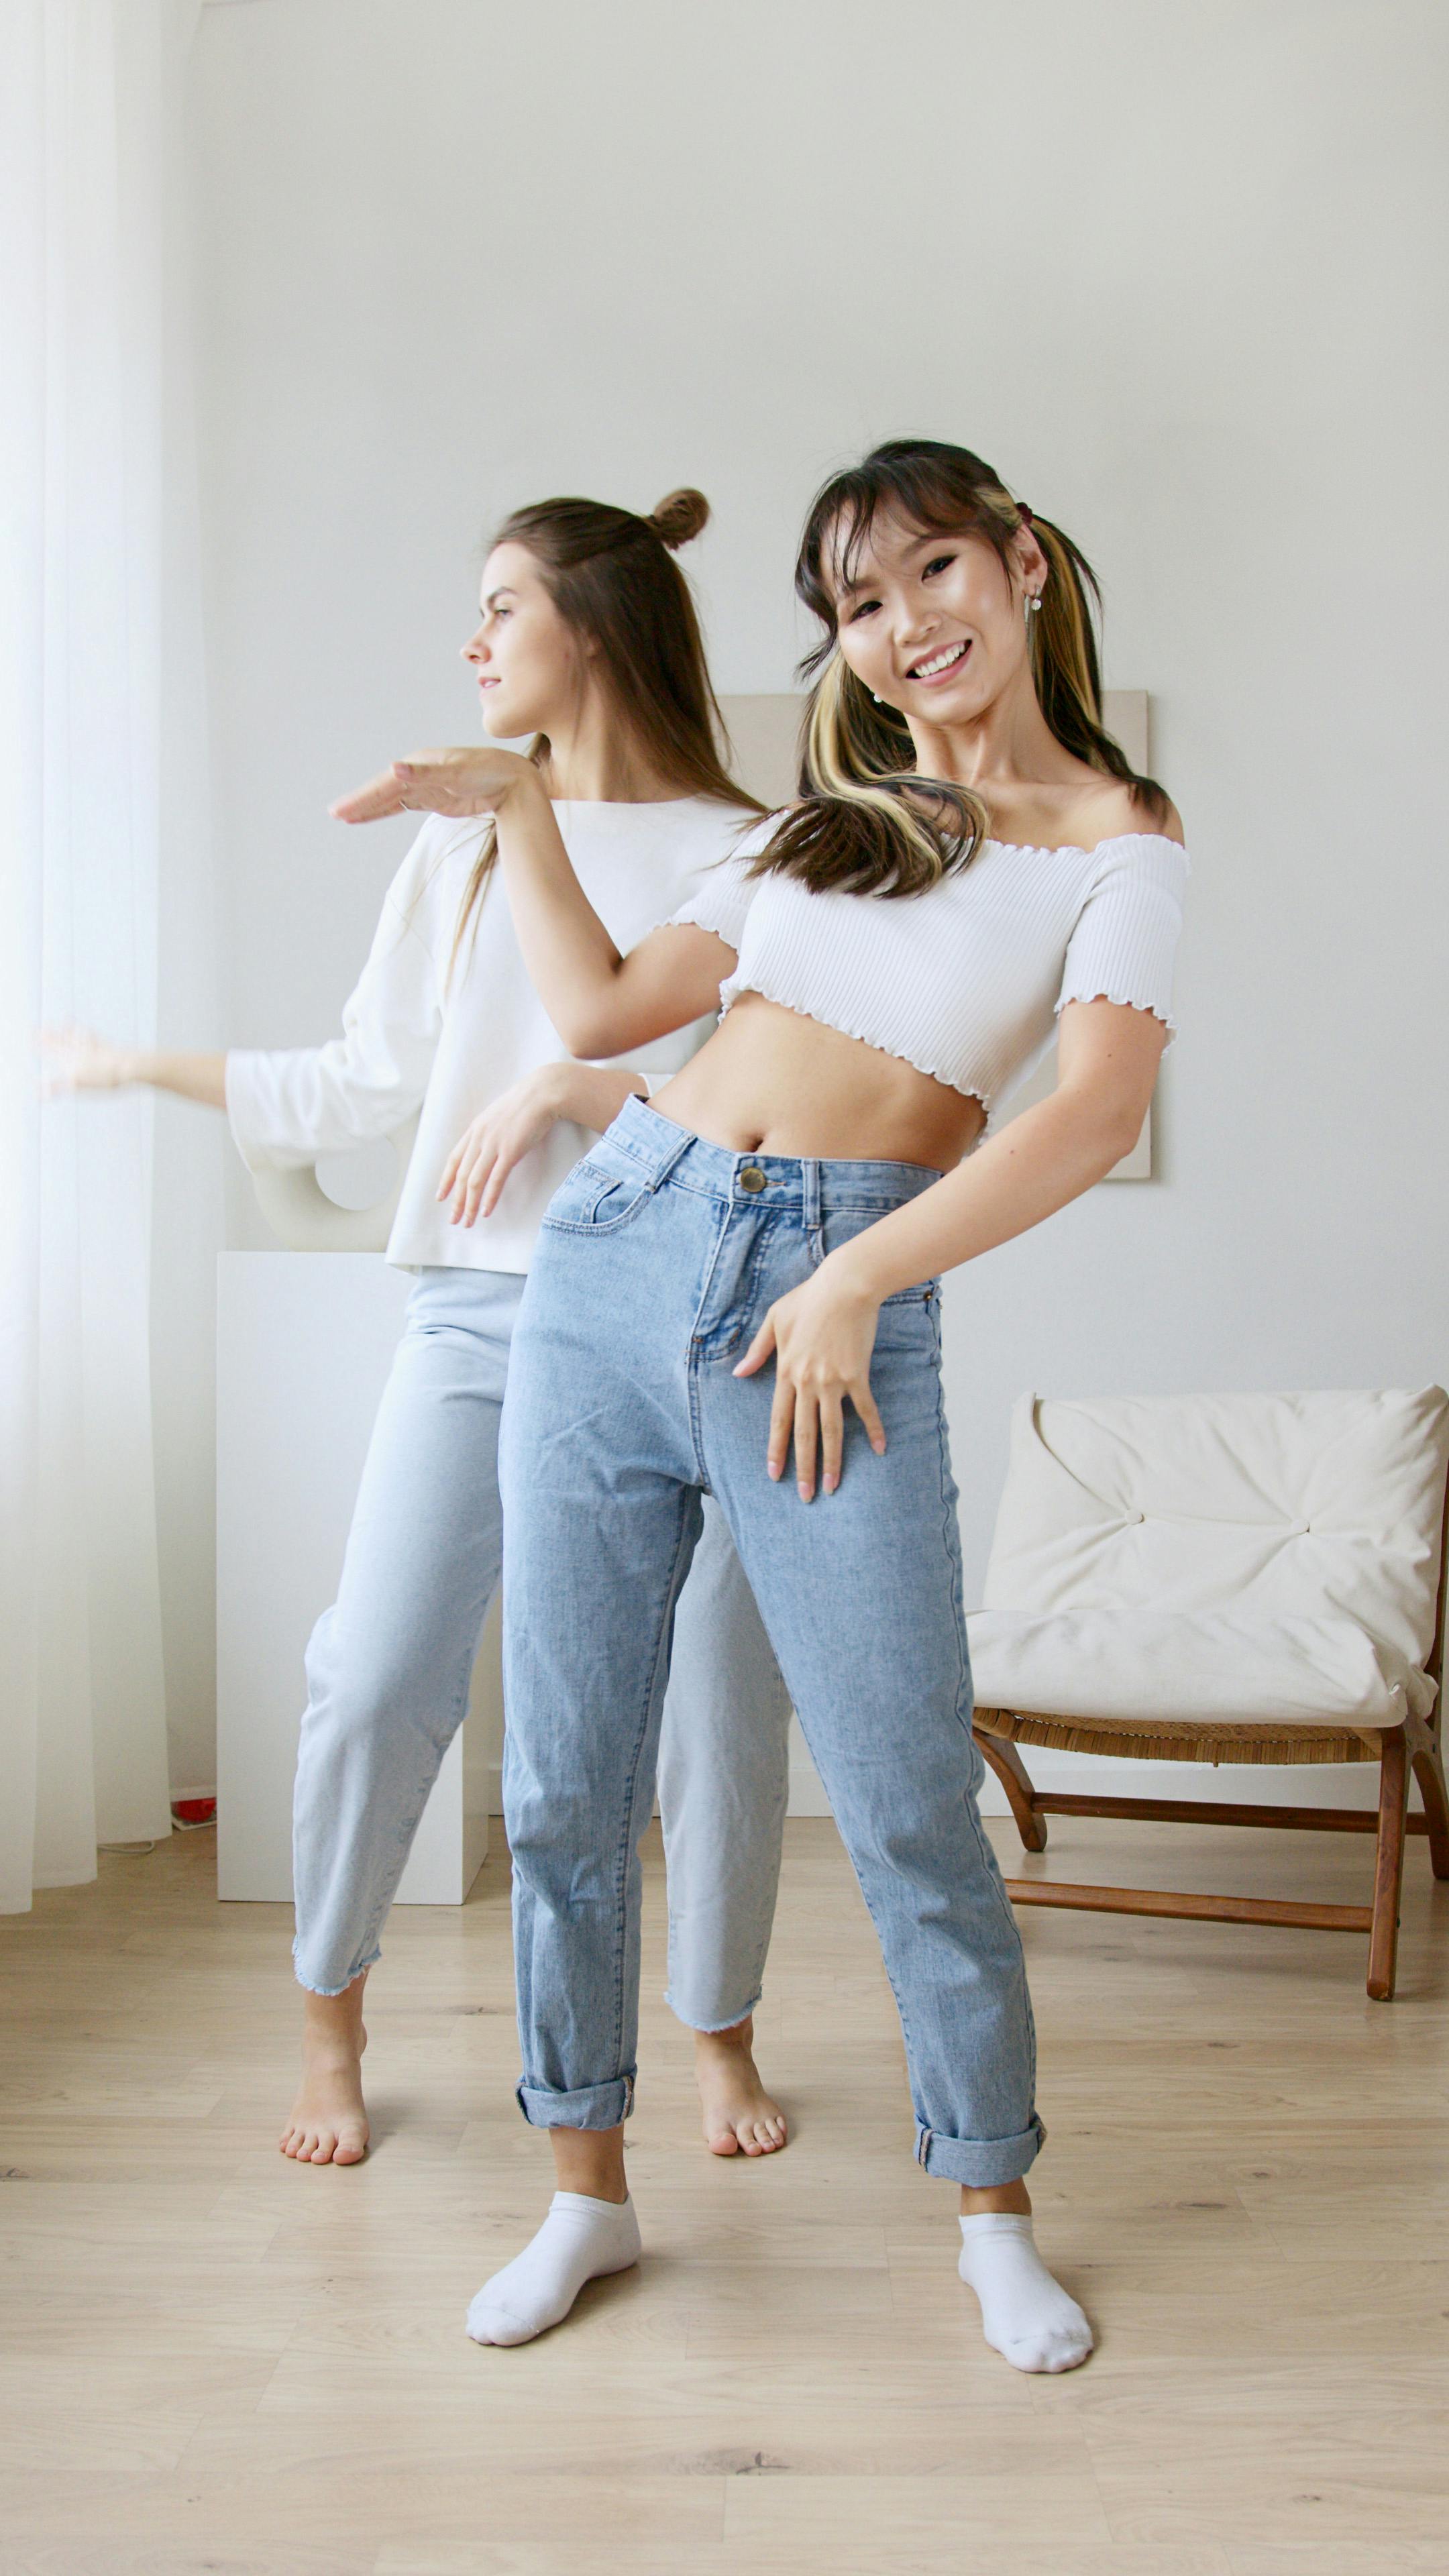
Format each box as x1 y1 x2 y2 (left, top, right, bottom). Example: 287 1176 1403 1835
41 488 795 2170
341 438 1187 2373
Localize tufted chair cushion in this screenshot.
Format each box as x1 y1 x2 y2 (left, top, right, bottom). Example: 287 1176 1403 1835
967 1388 1449 1733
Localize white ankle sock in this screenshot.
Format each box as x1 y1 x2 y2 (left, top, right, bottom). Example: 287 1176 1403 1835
957 2213 1093 2374
466 2191 641 2347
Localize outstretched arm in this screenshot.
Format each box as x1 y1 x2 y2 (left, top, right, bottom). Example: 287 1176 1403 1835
42 831 442 1160
333 747 735 1053
39 1027 227 1108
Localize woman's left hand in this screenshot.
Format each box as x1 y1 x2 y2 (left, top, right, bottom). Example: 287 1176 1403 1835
437 1065 576 1225
734 1265 886 1501
331 745 536 826
438 1061 645 1224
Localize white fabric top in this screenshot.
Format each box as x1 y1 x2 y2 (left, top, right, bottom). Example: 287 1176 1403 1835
672 824 1188 1125
226 798 757 1273
967 1386 1449 1730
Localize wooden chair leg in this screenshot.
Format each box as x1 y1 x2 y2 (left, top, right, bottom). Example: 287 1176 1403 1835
1367 1731 1409 2000
977 1731 1049 1853
1409 1724 1449 1880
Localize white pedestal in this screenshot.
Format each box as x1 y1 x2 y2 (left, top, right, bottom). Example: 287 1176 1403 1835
216 1253 494 1904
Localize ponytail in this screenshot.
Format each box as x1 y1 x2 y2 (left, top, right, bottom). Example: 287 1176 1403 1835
1027 513 1155 800
752 439 1167 902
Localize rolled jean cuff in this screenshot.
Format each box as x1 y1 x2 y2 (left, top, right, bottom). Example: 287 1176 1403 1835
663 1983 763 2035
515 2073 635 2131
914 2110 1046 2186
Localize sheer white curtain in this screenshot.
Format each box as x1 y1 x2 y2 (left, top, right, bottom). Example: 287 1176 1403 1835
0 1 203 1910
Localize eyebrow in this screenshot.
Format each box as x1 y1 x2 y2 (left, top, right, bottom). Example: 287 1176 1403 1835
833 530 942 601
481 586 517 612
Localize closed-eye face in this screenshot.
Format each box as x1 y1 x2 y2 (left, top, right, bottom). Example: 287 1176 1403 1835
828 511 1042 722
462 541 590 740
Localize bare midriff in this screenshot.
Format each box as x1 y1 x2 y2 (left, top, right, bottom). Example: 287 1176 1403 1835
650 992 986 1170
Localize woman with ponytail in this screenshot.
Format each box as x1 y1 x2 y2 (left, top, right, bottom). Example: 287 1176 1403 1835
338 438 1186 2373
42 489 796 2169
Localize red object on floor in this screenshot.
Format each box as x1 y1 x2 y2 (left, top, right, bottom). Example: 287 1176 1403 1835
171 1796 217 1828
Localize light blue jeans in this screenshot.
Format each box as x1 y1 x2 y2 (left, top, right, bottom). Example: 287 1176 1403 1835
292 1264 791 2019
500 1097 1044 2186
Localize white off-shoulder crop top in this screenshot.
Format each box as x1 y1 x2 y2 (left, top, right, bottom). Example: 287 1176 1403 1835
669 822 1188 1125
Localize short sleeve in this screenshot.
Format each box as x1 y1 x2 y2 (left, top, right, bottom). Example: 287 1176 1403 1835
1057 835 1188 1038
666 816 779 953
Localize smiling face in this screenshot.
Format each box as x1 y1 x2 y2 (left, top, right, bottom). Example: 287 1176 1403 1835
462 541 591 739
828 511 1047 735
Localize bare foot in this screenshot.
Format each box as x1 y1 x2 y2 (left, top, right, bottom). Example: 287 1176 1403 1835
279 1975 370 2165
694 2017 787 2157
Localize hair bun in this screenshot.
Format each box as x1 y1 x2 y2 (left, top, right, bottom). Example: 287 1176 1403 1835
648 488 710 550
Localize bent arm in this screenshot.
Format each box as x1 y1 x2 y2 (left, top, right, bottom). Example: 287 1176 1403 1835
823 998 1169 1299
551 1060 651 1128
41 828 446 1160
492 772 737 1053
331 747 741 1051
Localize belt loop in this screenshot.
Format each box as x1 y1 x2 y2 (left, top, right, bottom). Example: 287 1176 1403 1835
644 1125 694 1193
802 1158 821 1232
623 1088 694 1190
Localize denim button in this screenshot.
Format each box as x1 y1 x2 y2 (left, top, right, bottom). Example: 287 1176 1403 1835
739 1165 767 1193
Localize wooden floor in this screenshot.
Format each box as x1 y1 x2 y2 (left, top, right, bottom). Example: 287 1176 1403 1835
1 1811 1447 2576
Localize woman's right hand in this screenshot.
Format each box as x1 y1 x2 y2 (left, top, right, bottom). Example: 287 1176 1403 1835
330 746 538 826
37 1024 138 1096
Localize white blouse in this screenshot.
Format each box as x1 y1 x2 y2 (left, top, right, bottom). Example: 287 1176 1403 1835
226 797 759 1273
671 825 1188 1126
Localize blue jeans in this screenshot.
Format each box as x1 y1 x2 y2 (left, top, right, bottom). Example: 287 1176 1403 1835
500 1097 1044 2186
292 1265 790 2019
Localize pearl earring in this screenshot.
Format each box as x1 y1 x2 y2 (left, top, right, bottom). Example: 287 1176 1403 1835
1024 592 1042 629
871 691 884 704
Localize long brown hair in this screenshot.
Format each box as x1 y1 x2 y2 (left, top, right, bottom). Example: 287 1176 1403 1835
755 439 1169 900
450 488 761 970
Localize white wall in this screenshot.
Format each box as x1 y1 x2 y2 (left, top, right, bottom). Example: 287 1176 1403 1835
176 0 1448 1791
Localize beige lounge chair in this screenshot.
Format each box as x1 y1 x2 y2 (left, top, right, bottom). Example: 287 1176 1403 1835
968 1388 1449 1998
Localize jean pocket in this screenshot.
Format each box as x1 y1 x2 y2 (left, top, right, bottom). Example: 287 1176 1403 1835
542 1154 653 1236
814 1207 936 1308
